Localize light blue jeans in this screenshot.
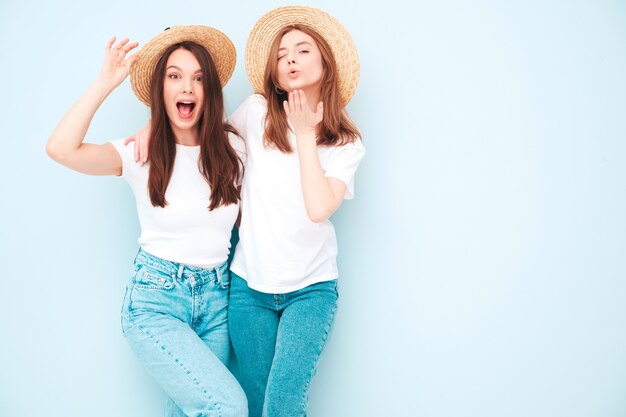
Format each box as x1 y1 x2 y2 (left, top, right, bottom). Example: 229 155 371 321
121 249 247 417
228 273 338 417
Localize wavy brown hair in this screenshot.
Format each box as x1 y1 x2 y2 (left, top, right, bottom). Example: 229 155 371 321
147 42 242 210
263 24 360 153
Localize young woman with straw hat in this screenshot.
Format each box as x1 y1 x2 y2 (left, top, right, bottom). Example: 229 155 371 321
46 26 247 417
226 6 366 417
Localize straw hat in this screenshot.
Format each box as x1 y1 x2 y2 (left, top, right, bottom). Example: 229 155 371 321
130 25 236 105
245 5 360 106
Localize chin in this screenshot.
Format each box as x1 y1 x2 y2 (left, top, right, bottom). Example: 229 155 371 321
177 121 198 131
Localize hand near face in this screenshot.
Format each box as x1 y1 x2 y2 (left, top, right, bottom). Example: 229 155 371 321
99 37 139 90
283 90 323 137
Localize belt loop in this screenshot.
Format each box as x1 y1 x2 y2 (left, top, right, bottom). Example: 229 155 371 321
215 265 222 285
177 264 184 279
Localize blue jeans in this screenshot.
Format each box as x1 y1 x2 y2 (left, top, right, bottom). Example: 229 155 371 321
228 273 338 417
121 249 247 417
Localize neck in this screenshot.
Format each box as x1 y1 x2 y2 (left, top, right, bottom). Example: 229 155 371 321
172 128 199 146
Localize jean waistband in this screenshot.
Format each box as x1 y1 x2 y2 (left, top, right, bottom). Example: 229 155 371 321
133 248 229 284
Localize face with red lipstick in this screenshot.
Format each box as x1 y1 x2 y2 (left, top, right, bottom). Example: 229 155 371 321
163 48 204 143
275 29 324 98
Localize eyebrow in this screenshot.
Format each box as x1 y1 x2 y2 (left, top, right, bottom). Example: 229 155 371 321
166 65 202 73
278 41 313 51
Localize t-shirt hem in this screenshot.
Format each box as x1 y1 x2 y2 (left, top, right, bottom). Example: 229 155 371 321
229 265 338 294
140 246 228 270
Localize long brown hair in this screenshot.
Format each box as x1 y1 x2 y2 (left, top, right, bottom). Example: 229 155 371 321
263 24 360 153
147 41 242 210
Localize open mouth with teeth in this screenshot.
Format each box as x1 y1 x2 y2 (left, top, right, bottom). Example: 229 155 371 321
176 101 196 119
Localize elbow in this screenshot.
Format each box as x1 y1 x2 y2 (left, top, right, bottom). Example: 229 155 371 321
305 196 343 223
46 141 61 161
306 208 332 224
46 140 67 163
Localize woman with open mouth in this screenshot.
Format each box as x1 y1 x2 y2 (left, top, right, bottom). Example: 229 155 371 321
46 25 247 417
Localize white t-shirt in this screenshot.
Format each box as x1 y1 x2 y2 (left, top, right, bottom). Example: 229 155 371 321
111 135 246 269
228 94 365 293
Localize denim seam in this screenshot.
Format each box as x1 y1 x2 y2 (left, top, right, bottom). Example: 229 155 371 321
298 303 337 416
124 317 224 417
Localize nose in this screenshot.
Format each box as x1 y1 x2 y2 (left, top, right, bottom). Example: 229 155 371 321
181 78 194 94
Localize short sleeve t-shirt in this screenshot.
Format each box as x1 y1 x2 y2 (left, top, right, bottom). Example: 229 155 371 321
228 94 365 293
110 134 245 268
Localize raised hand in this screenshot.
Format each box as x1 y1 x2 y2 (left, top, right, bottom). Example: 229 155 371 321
45 36 139 176
283 90 323 137
99 37 139 90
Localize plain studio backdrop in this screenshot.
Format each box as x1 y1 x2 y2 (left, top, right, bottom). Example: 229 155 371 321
1 1 625 416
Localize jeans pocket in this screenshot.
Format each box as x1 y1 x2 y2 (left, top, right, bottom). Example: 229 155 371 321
133 264 175 289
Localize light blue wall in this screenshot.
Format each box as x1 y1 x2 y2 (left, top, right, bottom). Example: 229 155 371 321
1 1 625 416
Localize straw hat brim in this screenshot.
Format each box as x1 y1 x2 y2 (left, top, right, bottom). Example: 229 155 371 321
245 6 359 106
130 25 236 106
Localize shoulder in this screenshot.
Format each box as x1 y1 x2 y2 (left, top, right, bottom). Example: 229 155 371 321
109 139 134 158
229 94 268 137
330 137 365 156
108 139 146 179
351 137 365 152
239 93 267 115
322 138 366 174
247 93 267 106
230 94 266 121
